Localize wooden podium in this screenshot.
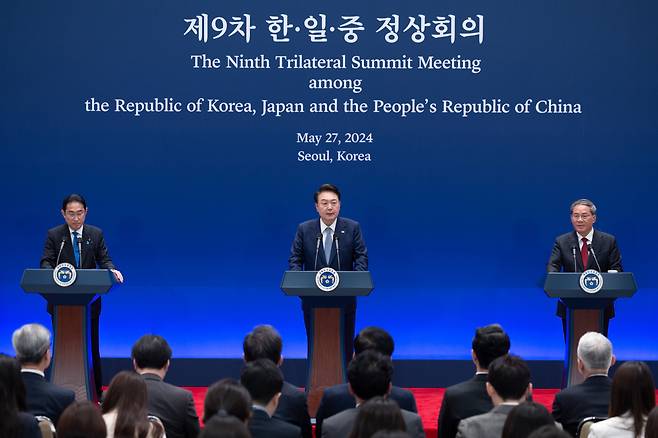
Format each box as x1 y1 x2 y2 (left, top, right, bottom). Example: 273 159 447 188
20 268 116 402
544 272 636 387
281 271 373 416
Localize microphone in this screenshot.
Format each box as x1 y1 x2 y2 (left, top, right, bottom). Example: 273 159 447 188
313 232 322 270
334 234 341 270
571 246 577 272
587 243 603 272
77 237 83 268
55 235 67 266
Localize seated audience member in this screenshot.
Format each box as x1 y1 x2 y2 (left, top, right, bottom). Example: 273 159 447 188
589 361 656 438
316 327 418 437
203 378 252 423
57 400 107 438
240 358 301 438
12 323 75 425
552 332 615 436
132 334 200 438
0 354 40 438
243 325 311 437
438 324 511 438
645 406 658 438
101 371 165 438
501 402 555 438
528 425 572 438
371 432 412 438
199 413 251 438
322 351 424 438
456 355 532 438
349 397 407 438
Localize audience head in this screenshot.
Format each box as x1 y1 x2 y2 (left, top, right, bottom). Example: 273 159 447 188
131 334 172 371
243 325 283 365
609 361 655 438
102 371 164 438
348 350 393 401
203 378 252 423
240 358 283 409
487 355 531 403
527 425 572 438
349 397 406 438
646 406 658 438
501 401 554 438
472 324 510 370
12 323 51 367
371 432 411 438
0 354 28 438
57 401 107 438
354 327 395 356
577 332 614 375
199 413 251 438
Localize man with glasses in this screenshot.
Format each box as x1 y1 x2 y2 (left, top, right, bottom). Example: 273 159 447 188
40 193 123 397
547 198 622 335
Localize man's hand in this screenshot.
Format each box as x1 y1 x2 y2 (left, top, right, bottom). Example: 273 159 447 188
110 269 124 283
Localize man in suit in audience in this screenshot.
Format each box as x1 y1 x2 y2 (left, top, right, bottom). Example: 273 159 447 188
12 323 75 426
131 334 200 438
315 327 417 437
241 359 302 438
552 332 615 436
322 350 425 438
438 324 511 438
243 325 311 438
456 355 532 438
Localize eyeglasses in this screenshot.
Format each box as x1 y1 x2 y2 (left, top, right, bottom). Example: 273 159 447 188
571 214 592 220
65 211 85 219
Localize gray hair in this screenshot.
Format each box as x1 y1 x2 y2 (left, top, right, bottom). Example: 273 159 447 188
570 199 597 215
577 332 612 371
12 323 51 364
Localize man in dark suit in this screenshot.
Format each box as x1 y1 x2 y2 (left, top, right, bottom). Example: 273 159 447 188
243 325 311 438
241 359 302 438
456 355 532 438
12 323 75 425
438 324 511 438
131 334 200 438
40 193 123 397
322 351 424 438
316 327 417 437
289 183 368 366
547 198 623 335
552 332 615 436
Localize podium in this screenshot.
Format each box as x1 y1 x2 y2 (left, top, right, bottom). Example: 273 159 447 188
20 268 116 402
281 271 373 416
544 272 637 387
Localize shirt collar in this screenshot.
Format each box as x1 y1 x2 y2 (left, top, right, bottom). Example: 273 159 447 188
21 368 46 377
68 225 84 237
252 404 270 417
577 228 594 242
320 218 337 234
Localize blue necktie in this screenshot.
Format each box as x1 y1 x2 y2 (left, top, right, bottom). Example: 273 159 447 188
324 228 333 264
72 232 81 267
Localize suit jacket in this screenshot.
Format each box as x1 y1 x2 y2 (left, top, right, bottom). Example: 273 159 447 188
547 230 622 274
18 412 42 438
321 406 425 438
552 375 612 437
588 413 639 438
40 223 115 270
315 384 418 438
249 408 302 438
141 373 200 438
438 374 493 438
289 217 368 271
21 371 75 426
274 381 312 438
456 404 516 438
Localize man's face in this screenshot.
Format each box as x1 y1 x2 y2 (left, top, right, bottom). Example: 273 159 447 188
571 204 596 236
61 201 87 231
315 191 340 225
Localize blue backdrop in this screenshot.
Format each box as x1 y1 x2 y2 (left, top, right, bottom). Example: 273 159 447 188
2 0 657 361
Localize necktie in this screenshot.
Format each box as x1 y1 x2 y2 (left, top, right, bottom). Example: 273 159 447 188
324 227 333 264
72 232 81 267
581 237 588 270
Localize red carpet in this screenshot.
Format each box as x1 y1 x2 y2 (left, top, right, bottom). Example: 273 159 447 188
185 387 560 438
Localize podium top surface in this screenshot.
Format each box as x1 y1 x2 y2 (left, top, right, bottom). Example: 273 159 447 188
544 272 637 299
21 268 116 295
281 271 374 297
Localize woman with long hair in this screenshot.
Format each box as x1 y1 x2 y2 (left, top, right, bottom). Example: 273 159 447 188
589 361 656 438
102 371 165 438
349 397 407 438
0 354 40 438
203 378 252 424
58 400 107 438
501 402 555 438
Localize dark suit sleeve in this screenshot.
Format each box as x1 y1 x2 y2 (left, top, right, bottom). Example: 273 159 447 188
608 237 622 272
314 392 332 438
547 239 563 272
183 391 201 438
93 231 115 269
288 224 304 271
438 394 457 438
40 230 58 268
351 223 368 271
551 393 564 426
